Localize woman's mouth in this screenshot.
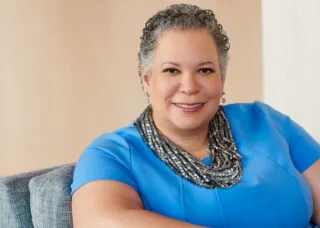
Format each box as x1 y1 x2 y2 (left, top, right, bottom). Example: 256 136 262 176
173 103 205 113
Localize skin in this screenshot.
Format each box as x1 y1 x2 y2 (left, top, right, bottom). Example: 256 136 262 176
72 28 320 227
303 159 320 225
72 29 222 228
142 29 225 159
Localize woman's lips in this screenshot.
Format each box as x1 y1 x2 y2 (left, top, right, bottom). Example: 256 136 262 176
173 103 205 113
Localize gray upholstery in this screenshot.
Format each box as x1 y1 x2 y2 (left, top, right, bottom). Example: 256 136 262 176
29 164 75 228
0 167 57 228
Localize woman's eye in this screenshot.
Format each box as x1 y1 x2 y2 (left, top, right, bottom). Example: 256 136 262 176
163 68 180 74
199 68 214 74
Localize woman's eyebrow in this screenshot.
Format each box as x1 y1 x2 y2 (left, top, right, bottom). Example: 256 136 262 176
160 62 180 67
198 61 216 67
160 61 216 68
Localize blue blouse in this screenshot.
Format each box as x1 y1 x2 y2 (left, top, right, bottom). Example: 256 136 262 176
71 101 320 228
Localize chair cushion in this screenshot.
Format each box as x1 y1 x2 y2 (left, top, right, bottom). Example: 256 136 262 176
0 167 56 228
29 163 75 228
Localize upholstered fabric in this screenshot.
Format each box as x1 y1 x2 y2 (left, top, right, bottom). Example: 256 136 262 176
29 163 75 228
0 167 56 228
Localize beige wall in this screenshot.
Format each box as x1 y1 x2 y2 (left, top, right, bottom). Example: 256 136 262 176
0 0 262 176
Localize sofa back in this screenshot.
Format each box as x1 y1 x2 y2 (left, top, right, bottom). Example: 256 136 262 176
0 163 75 228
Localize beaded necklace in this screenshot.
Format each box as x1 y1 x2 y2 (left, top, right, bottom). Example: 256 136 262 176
134 105 242 189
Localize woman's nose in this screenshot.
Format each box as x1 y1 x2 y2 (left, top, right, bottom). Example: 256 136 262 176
180 73 199 95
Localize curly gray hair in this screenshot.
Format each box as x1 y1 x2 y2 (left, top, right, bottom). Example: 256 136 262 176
138 4 230 79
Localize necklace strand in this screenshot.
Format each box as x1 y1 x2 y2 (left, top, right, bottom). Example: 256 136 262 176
134 106 242 189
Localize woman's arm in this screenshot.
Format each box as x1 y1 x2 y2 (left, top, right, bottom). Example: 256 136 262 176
72 180 207 228
303 159 320 225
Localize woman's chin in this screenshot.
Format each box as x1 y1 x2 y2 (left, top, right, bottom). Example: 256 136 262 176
171 119 207 132
169 107 213 131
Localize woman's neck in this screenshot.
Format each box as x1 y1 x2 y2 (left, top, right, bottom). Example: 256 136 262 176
153 119 209 159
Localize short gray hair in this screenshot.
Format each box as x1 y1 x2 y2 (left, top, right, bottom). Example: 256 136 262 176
138 4 230 79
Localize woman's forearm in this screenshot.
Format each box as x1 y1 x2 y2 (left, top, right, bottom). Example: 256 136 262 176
102 209 208 228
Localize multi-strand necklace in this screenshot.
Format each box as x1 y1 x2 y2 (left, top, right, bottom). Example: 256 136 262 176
134 106 242 189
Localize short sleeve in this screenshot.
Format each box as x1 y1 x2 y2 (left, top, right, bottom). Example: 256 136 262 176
287 117 320 172
255 101 320 173
71 132 137 195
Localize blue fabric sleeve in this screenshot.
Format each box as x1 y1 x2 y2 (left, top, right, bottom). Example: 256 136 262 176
287 117 320 172
71 132 137 195
255 101 320 173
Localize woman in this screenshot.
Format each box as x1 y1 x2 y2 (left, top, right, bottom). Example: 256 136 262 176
71 4 320 228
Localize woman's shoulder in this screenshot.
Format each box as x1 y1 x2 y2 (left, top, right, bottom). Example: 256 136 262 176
71 124 141 194
222 101 292 138
223 100 283 114
88 123 140 150
222 100 289 123
78 124 142 171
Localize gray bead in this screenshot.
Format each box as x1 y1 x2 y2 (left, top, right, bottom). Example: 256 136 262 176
134 105 242 189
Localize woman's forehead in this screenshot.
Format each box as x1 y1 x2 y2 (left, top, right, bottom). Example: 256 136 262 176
153 29 219 64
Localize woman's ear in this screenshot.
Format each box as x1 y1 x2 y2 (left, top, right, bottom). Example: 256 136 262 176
222 75 226 87
141 67 151 93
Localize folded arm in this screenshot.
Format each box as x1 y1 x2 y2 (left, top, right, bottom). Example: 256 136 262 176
72 180 207 228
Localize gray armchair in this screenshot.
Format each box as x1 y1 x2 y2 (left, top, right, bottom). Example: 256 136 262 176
0 163 75 228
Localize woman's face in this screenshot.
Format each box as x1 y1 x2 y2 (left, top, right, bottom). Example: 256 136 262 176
142 29 225 133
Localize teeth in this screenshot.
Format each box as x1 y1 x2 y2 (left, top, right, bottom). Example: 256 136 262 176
175 103 203 108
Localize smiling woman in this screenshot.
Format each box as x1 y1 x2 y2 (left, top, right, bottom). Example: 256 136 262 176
71 4 320 228
142 30 224 139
